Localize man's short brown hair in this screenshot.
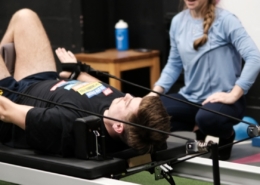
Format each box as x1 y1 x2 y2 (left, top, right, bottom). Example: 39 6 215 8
123 96 171 154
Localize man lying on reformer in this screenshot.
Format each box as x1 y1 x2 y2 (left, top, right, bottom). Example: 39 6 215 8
0 8 170 157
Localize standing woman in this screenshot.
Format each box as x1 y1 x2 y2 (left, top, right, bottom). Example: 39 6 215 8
148 0 260 160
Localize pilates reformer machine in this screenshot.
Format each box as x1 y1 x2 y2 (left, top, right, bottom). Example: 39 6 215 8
1 44 260 185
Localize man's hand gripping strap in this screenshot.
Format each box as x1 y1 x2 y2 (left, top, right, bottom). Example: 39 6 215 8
61 61 92 80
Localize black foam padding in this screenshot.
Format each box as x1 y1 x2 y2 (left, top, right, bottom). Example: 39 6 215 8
112 141 186 161
0 141 186 179
0 144 127 179
153 142 186 161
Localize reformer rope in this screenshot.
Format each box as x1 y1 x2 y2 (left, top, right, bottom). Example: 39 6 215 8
0 86 188 140
0 64 258 165
93 69 257 126
90 68 259 162
115 136 252 179
63 61 257 126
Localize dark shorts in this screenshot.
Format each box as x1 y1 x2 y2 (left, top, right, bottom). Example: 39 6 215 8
0 72 59 102
0 71 59 146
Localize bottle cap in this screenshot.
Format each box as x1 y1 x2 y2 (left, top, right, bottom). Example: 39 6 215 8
115 20 128 29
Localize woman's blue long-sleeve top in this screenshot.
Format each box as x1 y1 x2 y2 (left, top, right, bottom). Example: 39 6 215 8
155 8 260 104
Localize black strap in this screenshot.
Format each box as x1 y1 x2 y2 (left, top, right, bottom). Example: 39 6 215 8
61 61 93 80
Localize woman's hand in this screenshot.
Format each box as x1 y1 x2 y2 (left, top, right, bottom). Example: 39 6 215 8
146 86 164 97
202 85 244 105
202 92 237 105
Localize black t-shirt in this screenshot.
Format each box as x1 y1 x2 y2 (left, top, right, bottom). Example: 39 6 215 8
15 79 129 156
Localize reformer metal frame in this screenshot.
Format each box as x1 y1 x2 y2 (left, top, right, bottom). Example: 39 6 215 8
1 154 260 185
0 161 139 185
172 156 260 185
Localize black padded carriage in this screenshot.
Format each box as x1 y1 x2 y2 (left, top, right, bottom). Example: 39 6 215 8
0 141 186 180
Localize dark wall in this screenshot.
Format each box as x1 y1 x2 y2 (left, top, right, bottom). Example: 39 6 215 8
81 0 180 96
112 0 164 96
0 0 180 70
0 0 82 70
244 74 260 123
114 0 180 96
81 0 180 67
0 0 179 89
81 0 116 53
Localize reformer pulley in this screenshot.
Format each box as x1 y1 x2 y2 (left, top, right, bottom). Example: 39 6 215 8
186 140 214 154
247 125 260 137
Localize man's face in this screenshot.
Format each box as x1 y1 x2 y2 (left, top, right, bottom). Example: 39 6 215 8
107 93 142 121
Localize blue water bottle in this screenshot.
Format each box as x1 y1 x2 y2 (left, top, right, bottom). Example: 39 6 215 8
115 20 129 51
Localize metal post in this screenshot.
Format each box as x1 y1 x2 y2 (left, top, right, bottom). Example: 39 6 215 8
211 143 220 185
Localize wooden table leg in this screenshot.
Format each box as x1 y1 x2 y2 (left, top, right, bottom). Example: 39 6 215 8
108 63 121 91
150 56 160 89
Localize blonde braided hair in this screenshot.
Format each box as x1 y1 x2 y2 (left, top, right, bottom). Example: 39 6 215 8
193 0 216 50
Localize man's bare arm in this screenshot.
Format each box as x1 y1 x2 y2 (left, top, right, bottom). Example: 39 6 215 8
0 96 33 129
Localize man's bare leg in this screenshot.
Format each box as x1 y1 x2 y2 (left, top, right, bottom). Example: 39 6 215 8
0 95 33 130
0 56 32 130
0 8 56 81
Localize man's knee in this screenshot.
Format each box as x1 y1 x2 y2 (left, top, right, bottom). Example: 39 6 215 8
11 8 38 23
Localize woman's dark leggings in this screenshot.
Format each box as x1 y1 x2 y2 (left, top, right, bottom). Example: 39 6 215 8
160 93 246 138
